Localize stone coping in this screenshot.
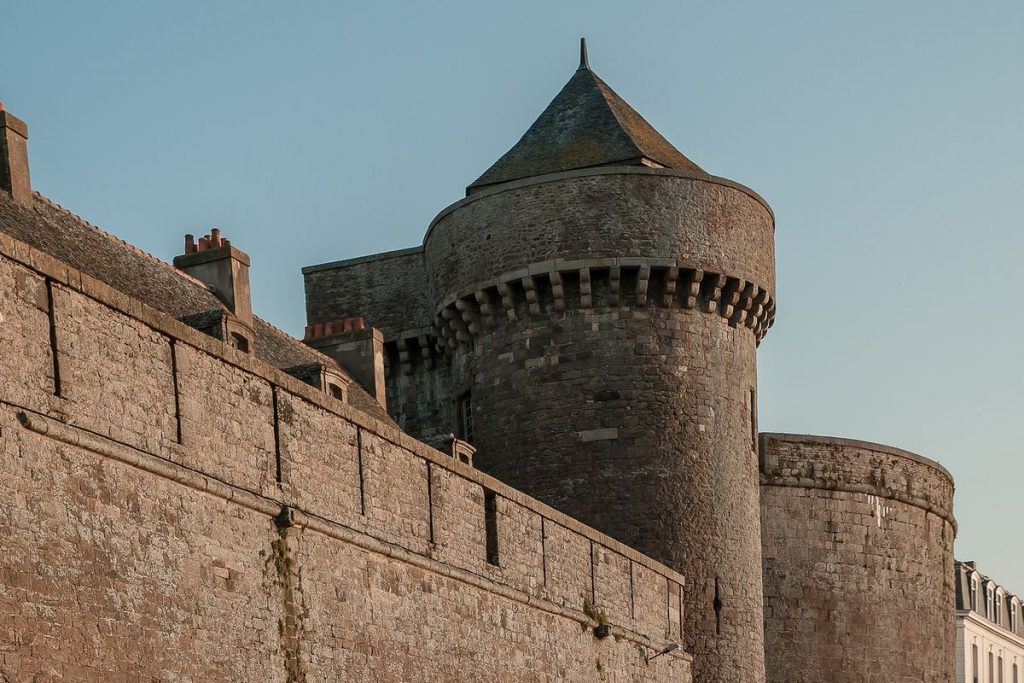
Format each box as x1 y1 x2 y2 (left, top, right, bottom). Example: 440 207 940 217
761 432 954 483
423 166 775 247
302 245 423 274
0 228 684 587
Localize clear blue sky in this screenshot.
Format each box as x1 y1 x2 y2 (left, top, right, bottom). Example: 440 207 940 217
4 2 1022 589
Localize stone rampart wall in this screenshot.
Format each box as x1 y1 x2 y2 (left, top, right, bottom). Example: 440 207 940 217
0 231 690 682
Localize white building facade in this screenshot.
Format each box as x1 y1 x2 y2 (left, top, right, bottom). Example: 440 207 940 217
957 561 1024 683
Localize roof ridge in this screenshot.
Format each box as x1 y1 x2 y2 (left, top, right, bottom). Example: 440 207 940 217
581 69 646 160
253 314 345 369
589 72 703 172
32 191 214 291
468 64 704 191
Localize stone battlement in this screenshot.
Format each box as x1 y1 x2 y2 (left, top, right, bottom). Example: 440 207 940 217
0 228 690 680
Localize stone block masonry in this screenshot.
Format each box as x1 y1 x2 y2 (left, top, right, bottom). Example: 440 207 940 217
420 167 775 683
0 231 691 681
760 433 956 683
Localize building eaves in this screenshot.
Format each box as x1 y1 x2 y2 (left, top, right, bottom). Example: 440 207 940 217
0 189 392 425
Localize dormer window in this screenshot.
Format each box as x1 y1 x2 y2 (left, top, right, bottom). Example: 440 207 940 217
230 331 250 353
987 586 995 621
971 578 979 611
1012 601 1018 632
996 593 1003 625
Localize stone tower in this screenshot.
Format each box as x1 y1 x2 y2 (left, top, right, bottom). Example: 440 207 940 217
422 43 777 683
304 41 777 683
760 434 956 682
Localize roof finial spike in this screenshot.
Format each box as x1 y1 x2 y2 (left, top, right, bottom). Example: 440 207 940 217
578 37 590 71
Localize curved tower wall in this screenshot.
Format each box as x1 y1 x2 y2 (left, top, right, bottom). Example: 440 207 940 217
760 433 957 683
424 167 776 683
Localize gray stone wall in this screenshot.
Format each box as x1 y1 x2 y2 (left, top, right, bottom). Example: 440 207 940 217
303 248 454 445
0 232 691 681
303 247 430 340
425 168 776 683
760 433 956 683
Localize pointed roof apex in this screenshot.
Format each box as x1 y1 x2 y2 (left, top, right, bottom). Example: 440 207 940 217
468 44 704 193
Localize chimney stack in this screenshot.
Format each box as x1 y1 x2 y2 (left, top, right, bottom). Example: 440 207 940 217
304 317 387 410
0 103 32 206
174 229 253 324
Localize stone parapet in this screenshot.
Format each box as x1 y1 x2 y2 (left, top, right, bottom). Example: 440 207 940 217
759 432 955 530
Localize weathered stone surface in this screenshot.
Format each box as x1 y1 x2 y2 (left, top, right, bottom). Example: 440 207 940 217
303 247 430 341
423 171 775 305
760 434 956 683
420 169 774 683
0 238 692 681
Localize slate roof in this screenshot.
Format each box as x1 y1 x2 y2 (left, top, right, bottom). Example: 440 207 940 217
0 190 393 424
468 60 705 192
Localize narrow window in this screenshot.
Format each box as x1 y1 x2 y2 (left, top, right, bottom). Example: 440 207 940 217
971 579 978 611
45 279 62 396
426 463 435 545
999 657 1004 683
484 488 499 566
749 388 758 452
1012 662 1017 683
991 652 995 682
457 390 474 444
1012 602 1018 632
169 339 183 443
356 428 366 516
973 644 979 683
713 576 723 636
997 594 1003 625
271 385 282 484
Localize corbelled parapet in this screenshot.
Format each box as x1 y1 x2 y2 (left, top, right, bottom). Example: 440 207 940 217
431 257 776 354
0 102 32 206
304 317 387 410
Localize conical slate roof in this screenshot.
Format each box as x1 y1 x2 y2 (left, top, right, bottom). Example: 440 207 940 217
469 41 705 192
